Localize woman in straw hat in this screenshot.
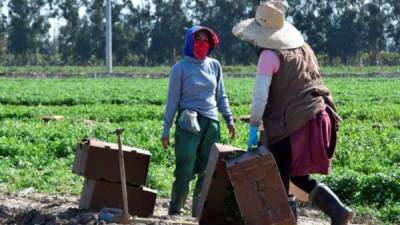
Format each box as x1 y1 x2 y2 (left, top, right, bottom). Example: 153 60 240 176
232 1 353 224
161 25 236 216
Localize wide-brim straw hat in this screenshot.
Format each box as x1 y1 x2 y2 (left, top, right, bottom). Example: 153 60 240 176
233 0 304 50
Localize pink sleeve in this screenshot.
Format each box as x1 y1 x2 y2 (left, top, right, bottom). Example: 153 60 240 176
256 50 280 77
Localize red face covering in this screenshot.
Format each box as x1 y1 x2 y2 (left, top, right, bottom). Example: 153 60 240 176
193 39 210 59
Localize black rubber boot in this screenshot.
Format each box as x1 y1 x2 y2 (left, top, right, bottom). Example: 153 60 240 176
168 205 182 216
168 192 188 216
310 183 353 225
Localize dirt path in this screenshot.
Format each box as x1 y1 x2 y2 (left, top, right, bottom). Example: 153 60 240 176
0 190 365 225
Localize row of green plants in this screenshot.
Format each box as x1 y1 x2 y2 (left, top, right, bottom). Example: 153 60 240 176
1 65 400 75
1 77 400 106
0 77 399 224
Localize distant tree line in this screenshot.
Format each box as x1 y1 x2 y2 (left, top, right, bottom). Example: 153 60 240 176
0 0 399 66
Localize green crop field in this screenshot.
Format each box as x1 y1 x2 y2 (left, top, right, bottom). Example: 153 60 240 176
0 77 399 224
1 65 400 75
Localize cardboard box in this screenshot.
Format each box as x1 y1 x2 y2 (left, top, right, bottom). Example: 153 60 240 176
226 146 296 225
79 179 157 217
196 143 244 225
72 139 150 186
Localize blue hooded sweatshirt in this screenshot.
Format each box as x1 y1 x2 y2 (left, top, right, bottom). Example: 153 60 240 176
162 26 233 138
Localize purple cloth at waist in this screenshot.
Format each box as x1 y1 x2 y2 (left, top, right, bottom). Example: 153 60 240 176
290 107 335 176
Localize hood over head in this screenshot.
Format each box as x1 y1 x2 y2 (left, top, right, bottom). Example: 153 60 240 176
183 25 219 58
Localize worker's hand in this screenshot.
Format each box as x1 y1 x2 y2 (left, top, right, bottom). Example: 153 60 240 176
247 125 259 149
161 136 170 150
228 124 236 140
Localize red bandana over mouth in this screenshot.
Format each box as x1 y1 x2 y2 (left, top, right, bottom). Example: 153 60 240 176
193 39 210 59
192 27 219 60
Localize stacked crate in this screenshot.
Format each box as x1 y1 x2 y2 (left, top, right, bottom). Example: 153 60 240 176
72 139 157 217
196 143 296 225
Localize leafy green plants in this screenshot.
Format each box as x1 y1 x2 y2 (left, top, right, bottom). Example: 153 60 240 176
0 77 399 223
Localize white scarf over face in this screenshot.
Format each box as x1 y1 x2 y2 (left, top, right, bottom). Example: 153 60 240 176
249 49 280 127
250 75 272 127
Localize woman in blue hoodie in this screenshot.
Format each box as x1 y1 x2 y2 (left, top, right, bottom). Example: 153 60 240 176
161 26 236 216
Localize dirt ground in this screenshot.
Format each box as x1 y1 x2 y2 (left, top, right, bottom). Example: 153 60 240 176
0 189 367 225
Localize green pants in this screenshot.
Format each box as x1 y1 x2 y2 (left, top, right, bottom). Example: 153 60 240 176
169 114 220 217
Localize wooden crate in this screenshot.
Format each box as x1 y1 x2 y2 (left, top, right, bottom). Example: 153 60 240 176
196 143 244 225
226 147 296 225
73 139 151 186
79 178 157 217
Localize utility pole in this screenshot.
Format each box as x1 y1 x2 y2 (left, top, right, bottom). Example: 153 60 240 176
106 0 112 73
